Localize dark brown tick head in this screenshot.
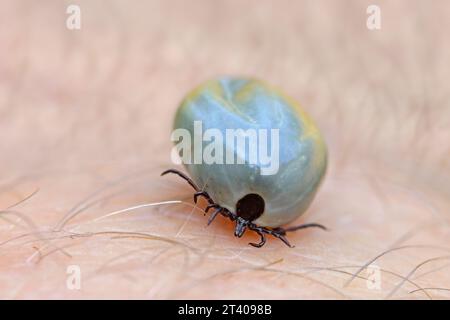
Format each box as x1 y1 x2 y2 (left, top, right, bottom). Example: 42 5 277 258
234 194 265 237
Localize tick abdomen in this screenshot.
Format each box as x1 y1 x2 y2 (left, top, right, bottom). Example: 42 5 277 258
173 77 327 227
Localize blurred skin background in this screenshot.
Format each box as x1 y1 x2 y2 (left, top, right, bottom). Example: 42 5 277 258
0 0 449 299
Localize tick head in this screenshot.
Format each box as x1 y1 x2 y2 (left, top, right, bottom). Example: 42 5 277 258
234 217 248 237
234 193 265 238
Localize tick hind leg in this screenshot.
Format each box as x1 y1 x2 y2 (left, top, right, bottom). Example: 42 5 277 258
249 223 327 248
161 169 200 191
161 169 214 204
193 191 214 205
161 169 223 225
280 223 327 233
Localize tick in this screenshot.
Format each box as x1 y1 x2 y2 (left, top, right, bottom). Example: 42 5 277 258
163 77 328 248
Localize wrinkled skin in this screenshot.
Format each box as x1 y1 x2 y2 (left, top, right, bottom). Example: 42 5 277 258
0 0 449 299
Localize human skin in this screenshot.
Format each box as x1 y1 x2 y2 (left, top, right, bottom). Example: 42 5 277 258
0 0 449 299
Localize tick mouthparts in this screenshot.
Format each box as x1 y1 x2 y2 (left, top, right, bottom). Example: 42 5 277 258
234 218 247 238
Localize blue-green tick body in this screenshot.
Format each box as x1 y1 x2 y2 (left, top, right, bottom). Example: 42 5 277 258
163 77 327 247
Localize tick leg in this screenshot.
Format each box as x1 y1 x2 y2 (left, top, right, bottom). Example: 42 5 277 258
268 223 327 248
194 190 214 204
270 231 293 248
207 208 222 226
248 224 293 248
278 223 327 233
220 208 237 221
248 228 266 248
162 169 228 226
161 169 200 192
205 203 221 213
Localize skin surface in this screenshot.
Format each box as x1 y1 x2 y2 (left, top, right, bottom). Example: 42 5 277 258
174 77 327 227
1 0 450 299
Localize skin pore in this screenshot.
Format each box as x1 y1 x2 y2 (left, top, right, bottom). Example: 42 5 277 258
1 0 449 299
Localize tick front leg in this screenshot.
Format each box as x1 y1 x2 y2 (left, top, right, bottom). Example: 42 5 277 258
248 226 267 248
